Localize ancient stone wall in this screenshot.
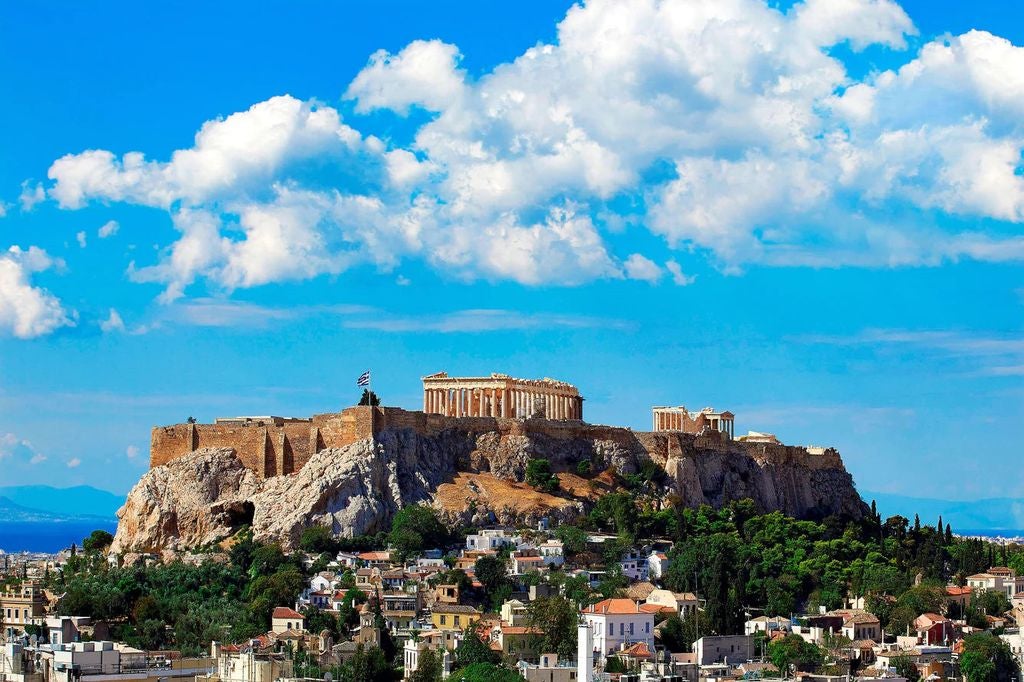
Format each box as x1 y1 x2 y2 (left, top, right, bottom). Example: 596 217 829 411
151 405 845 479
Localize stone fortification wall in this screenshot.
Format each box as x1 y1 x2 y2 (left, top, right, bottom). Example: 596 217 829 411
151 406 844 479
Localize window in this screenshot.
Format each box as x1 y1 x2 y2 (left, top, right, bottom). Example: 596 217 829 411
455 616 461 627
646 622 650 633
440 615 447 625
619 623 624 636
629 622 634 635
608 622 613 635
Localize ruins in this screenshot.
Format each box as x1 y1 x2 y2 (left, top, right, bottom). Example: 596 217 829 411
421 372 583 420
651 406 735 439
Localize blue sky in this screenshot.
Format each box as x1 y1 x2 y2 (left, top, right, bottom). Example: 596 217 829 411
0 0 1021 499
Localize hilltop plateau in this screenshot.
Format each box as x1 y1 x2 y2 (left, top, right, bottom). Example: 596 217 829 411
112 407 866 553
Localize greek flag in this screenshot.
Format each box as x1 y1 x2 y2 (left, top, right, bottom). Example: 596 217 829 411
357 370 371 387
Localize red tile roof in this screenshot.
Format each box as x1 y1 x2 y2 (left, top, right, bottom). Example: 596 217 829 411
272 607 304 619
583 598 643 615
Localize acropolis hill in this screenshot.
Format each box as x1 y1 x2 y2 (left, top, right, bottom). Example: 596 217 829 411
116 372 867 553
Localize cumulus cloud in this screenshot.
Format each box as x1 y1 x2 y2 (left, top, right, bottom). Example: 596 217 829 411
100 308 126 333
0 433 47 465
66 457 81 468
40 0 1024 296
0 246 74 338
19 181 45 211
665 260 696 286
623 254 662 283
76 231 87 248
98 220 119 238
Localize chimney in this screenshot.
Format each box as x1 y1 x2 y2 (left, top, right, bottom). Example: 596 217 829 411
577 622 593 682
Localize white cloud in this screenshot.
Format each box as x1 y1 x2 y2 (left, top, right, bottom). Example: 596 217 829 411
623 253 662 283
48 95 364 209
100 308 126 333
0 433 47 465
665 260 696 286
76 231 87 248
19 181 45 211
0 203 7 218
66 457 81 468
126 445 140 459
97 220 119 238
345 39 467 114
0 246 74 339
39 0 1024 294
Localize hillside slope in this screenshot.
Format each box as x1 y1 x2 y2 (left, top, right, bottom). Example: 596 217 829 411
112 419 866 553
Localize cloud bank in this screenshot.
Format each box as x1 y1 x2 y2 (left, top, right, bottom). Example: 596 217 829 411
40 0 1024 304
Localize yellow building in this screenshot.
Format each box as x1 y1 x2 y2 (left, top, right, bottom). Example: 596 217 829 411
431 605 481 632
1 580 47 634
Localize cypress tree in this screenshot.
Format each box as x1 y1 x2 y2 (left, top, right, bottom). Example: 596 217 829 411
945 523 952 544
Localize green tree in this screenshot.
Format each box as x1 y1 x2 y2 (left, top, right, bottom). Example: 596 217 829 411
410 649 442 682
525 458 559 492
358 389 380 406
526 595 578 659
340 644 395 681
960 633 1019 682
892 656 920 682
389 505 449 559
82 530 114 553
456 627 499 667
554 524 588 557
474 555 509 609
768 635 823 674
299 526 338 554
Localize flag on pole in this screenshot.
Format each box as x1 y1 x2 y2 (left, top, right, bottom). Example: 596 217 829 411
357 370 371 387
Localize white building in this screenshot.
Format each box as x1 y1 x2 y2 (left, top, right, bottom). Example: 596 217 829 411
271 607 305 634
967 567 1024 599
539 540 565 567
212 643 291 682
695 635 754 666
646 589 699 618
466 529 521 551
581 598 654 660
648 551 669 579
619 549 649 582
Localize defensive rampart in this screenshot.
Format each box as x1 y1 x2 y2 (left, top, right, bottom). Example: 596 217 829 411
151 406 843 478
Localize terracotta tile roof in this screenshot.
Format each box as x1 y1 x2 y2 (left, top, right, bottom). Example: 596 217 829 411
621 641 653 658
272 607 304 619
625 582 657 600
500 626 543 635
946 586 973 596
639 603 675 615
433 604 481 614
583 598 643 615
358 551 392 561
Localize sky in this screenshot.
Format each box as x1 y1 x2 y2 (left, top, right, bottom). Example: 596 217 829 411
0 0 1021 499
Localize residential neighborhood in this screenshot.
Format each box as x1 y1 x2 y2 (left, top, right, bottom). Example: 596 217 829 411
3 511 1024 682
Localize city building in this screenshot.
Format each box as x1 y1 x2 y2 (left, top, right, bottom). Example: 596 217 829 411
580 598 654 659
0 580 47 635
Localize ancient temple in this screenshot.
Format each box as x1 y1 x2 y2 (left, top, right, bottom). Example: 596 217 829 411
652 405 734 439
421 372 583 420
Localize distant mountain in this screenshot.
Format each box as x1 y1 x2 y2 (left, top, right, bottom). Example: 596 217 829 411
0 485 123 520
862 490 1024 533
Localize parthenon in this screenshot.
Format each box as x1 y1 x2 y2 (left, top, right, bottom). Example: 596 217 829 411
421 372 583 420
652 405 735 439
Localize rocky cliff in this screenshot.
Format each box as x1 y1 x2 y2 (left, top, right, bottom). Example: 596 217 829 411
112 419 867 553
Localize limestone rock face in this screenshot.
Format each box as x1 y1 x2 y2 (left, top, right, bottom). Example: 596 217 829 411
113 422 868 552
111 447 261 553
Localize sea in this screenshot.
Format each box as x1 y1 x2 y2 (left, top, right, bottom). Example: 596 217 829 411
0 519 119 554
